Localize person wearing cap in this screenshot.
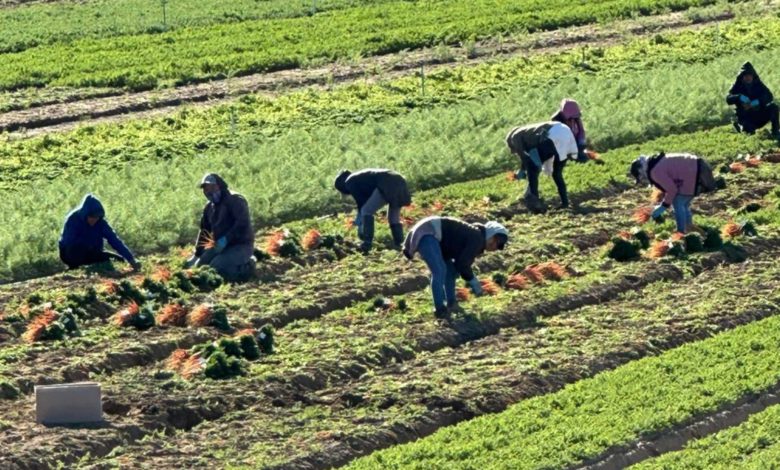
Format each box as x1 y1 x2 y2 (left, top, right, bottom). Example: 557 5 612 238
334 168 412 253
59 193 141 270
629 152 716 233
185 173 255 281
726 62 780 139
551 98 589 160
505 121 586 212
402 216 508 319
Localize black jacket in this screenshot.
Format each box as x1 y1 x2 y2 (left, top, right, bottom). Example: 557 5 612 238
726 62 774 108
439 218 486 282
338 169 412 210
195 174 254 256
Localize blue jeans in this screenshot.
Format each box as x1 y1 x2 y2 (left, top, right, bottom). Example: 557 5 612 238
417 235 457 309
672 195 694 233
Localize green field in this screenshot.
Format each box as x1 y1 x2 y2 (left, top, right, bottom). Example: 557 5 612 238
0 0 779 468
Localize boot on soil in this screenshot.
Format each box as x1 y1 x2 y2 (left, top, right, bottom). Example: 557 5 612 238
359 215 374 254
434 305 451 321
523 194 547 214
389 223 404 248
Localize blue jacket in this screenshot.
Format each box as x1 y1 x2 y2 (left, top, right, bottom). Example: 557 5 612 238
59 194 136 264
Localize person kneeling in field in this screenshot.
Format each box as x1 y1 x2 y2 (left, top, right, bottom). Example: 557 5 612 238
551 98 589 161
59 193 141 271
334 168 412 253
185 173 256 281
505 121 587 212
726 62 780 140
403 216 508 320
629 152 716 234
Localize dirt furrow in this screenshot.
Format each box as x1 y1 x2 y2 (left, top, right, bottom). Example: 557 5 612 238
88 255 780 469
2 239 776 469
0 9 736 136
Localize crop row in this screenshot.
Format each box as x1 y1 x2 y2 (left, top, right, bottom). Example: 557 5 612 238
80 247 780 468
0 0 720 92
344 288 780 470
0 0 395 55
2 149 773 391
4 15 780 191
633 404 780 469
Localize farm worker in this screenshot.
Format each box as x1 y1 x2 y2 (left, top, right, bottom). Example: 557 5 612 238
505 121 583 212
403 216 508 319
185 173 256 281
334 168 412 253
551 98 588 161
59 193 141 271
726 62 780 139
629 152 716 233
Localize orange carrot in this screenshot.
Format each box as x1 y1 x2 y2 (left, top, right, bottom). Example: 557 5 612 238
301 229 322 251
505 274 529 290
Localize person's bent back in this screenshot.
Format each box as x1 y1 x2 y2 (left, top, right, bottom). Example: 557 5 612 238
59 194 139 270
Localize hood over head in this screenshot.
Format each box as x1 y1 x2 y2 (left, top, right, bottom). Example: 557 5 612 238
199 173 229 192
558 98 581 119
77 193 105 220
737 61 761 81
334 170 352 194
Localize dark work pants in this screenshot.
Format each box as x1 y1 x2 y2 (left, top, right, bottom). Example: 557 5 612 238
59 245 124 269
521 154 568 206
737 103 780 133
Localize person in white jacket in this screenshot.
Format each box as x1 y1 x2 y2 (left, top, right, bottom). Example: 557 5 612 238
506 121 583 211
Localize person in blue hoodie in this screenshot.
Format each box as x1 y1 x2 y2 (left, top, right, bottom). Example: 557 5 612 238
59 194 141 270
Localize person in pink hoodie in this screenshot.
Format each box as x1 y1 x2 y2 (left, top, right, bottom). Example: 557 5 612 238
629 152 716 233
552 98 588 160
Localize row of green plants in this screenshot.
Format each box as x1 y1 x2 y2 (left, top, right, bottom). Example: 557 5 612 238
5 15 780 190
87 241 780 468
0 0 394 55
0 0 719 92
633 404 780 469
345 310 780 469
1 100 773 283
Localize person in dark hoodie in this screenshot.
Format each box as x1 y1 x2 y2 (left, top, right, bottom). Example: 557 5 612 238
551 98 589 160
59 193 140 270
726 62 780 139
334 168 412 253
403 216 508 319
185 173 255 281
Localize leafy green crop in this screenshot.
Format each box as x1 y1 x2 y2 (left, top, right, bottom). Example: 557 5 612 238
346 314 780 469
0 0 717 92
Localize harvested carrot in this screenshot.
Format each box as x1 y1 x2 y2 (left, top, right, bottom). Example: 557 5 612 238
157 303 189 327
536 262 568 281
301 229 322 251
522 265 545 284
113 302 140 327
480 279 501 295
648 240 670 259
633 207 653 225
151 266 172 283
722 221 742 239
187 304 214 327
456 288 471 302
505 274 529 290
22 308 58 343
198 230 216 250
729 162 746 174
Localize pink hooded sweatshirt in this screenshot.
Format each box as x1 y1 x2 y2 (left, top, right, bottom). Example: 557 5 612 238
647 153 701 207
551 99 586 147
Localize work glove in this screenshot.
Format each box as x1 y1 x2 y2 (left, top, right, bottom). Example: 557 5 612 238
215 236 228 253
651 204 666 220
750 99 760 108
130 260 142 272
739 94 750 104
576 148 588 163
514 168 526 180
468 277 483 296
